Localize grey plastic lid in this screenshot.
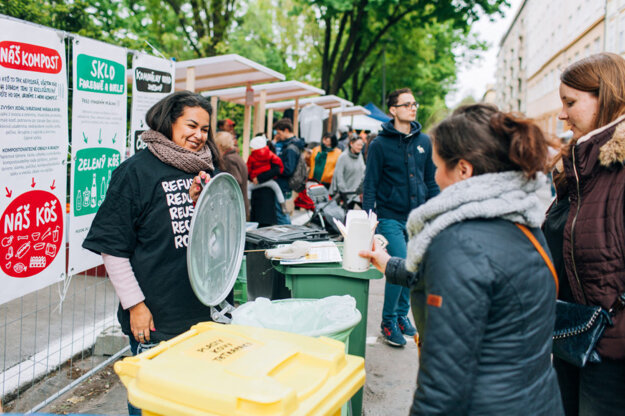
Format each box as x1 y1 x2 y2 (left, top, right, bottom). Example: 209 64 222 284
187 173 246 307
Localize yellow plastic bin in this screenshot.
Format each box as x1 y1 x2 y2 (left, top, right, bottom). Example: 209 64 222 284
114 321 365 416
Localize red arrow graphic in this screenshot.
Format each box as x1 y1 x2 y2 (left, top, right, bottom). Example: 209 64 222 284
5 187 11 198
50 179 56 190
31 177 36 188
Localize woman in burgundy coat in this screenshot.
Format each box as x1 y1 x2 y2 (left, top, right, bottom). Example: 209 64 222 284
543 52 625 416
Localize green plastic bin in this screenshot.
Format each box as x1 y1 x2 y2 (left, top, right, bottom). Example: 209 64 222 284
273 260 383 416
233 256 247 305
231 296 362 416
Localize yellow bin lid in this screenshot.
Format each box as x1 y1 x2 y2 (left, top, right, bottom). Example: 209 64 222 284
114 322 365 416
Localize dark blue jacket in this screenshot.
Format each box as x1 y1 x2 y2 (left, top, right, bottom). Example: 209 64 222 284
275 136 306 195
362 120 439 221
386 219 563 415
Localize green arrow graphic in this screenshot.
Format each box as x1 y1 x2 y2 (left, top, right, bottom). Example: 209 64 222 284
98 129 102 144
112 133 117 144
82 132 88 143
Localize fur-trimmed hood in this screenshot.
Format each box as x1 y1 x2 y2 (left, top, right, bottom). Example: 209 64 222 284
576 113 625 167
598 118 625 166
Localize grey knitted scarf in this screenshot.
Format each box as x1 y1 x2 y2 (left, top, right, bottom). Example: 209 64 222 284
141 129 214 173
405 171 550 272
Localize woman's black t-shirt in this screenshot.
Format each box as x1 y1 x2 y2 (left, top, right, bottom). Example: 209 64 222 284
83 150 213 339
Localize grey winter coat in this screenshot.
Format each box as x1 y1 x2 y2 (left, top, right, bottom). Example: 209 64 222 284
329 150 365 197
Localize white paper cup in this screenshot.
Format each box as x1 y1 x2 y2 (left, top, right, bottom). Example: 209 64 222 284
342 219 374 272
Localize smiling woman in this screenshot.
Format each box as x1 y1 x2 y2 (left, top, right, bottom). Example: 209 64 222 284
82 91 224 415
171 106 210 151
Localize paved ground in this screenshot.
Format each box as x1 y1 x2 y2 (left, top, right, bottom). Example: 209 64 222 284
4 277 419 415
364 277 419 415
3 209 420 415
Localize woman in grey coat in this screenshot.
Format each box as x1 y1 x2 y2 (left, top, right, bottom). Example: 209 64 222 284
360 103 563 415
329 136 365 208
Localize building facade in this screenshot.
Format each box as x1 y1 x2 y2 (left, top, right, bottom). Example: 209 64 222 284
496 0 625 137
495 2 527 113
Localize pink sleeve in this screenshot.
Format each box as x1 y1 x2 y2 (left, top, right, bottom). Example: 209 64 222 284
101 253 145 310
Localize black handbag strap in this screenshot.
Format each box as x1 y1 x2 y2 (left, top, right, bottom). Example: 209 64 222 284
609 293 625 316
516 224 559 297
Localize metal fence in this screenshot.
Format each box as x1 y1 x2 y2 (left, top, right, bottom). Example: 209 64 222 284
0 265 122 411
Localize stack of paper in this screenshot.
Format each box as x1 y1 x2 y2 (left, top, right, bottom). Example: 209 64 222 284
278 241 342 265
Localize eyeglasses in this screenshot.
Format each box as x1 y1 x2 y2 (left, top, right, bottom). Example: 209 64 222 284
392 102 419 109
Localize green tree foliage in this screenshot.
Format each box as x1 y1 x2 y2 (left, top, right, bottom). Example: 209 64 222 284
1 0 100 35
2 0 510 130
353 21 460 124
353 19 487 130
2 0 238 59
78 0 195 59
158 0 237 56
226 0 323 84
226 0 292 76
297 0 508 100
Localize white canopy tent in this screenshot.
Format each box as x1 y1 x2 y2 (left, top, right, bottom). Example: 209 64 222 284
266 95 353 133
204 81 324 159
174 54 285 92
331 105 383 133
328 105 370 118
339 114 383 133
174 55 285 139
266 95 353 111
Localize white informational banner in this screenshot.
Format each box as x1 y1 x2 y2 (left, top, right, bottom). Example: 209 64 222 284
130 53 174 155
68 36 127 276
0 18 68 304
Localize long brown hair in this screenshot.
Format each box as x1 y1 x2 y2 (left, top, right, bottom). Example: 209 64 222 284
432 103 549 179
561 52 625 130
553 53 625 189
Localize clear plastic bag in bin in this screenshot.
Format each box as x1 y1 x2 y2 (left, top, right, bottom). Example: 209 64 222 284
231 295 361 337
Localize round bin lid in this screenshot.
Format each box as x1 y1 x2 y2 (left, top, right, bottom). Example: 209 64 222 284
187 173 246 307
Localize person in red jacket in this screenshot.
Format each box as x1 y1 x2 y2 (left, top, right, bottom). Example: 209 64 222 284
246 135 287 212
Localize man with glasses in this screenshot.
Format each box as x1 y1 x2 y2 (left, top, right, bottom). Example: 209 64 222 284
363 88 439 347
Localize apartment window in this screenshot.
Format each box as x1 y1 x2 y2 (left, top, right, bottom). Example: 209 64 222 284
517 99 522 112
584 44 590 57
594 37 601 53
518 78 522 93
